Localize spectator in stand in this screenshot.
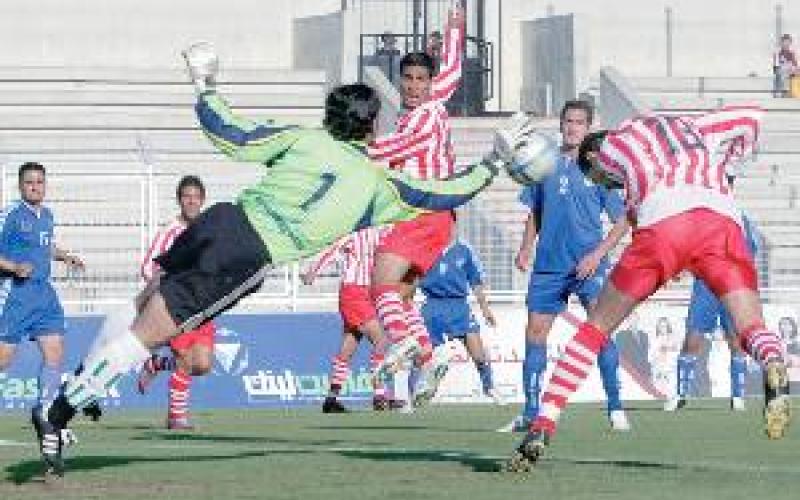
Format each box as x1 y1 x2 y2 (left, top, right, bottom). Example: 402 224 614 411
773 34 798 97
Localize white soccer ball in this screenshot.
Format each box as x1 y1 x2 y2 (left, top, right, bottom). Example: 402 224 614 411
505 131 559 185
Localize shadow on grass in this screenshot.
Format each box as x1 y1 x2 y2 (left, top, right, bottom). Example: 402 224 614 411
131 431 391 448
5 449 308 484
552 457 681 469
337 449 501 473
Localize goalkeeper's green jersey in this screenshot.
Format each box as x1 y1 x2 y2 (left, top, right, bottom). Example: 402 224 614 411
195 92 495 264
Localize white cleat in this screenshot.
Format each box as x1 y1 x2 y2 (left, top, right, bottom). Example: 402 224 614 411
663 397 687 412
60 428 78 447
496 415 530 433
373 336 422 384
609 410 631 432
412 358 449 408
486 387 507 406
731 396 746 412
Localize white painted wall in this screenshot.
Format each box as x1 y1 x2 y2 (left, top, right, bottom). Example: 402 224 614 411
0 0 341 68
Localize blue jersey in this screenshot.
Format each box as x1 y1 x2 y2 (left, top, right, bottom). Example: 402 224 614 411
0 201 55 282
420 241 484 299
519 155 624 273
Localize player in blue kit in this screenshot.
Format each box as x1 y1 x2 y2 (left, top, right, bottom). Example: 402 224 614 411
0 163 86 430
665 198 760 412
498 100 632 433
413 236 503 406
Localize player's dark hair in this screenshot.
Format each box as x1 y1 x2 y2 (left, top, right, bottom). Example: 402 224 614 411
176 175 206 200
560 100 594 125
324 83 381 142
577 130 608 175
18 161 45 182
400 52 436 77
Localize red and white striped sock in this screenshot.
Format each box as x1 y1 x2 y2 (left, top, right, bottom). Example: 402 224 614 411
329 355 350 395
371 284 410 344
369 350 386 397
532 322 608 435
739 323 784 365
168 370 192 422
404 302 433 365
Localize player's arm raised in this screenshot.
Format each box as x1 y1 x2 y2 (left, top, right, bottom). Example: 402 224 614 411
183 42 299 164
430 3 465 103
694 105 765 165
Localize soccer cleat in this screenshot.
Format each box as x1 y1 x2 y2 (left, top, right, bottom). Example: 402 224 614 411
322 396 349 414
731 396 746 412
82 400 103 422
763 361 791 439
372 395 406 412
504 429 550 473
373 336 422 383
137 355 161 395
412 358 449 408
31 405 65 477
495 415 530 433
167 417 195 430
609 410 631 431
485 387 507 406
663 397 687 412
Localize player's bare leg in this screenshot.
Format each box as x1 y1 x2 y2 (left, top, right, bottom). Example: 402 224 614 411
721 289 791 439
506 282 638 472
32 292 176 476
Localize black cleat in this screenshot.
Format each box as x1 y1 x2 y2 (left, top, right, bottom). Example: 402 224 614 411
82 400 103 422
322 397 349 414
504 429 551 473
31 405 65 477
764 361 792 439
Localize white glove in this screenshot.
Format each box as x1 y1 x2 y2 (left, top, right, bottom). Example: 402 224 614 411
485 112 537 166
182 41 219 95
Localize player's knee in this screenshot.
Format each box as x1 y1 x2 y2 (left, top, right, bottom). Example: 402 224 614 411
190 355 213 376
525 314 553 343
683 333 705 355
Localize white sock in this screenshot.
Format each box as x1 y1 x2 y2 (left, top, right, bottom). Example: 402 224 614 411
64 328 150 409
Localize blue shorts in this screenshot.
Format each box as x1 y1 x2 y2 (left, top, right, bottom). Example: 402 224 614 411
526 261 610 314
686 279 734 338
421 298 480 348
0 280 65 344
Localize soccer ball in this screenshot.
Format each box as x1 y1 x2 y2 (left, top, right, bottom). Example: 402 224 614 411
505 131 559 185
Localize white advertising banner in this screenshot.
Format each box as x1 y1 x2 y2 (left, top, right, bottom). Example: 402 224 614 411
426 303 800 404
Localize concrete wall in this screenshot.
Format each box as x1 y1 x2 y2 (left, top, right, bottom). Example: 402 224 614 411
0 0 341 69
489 0 800 112
294 12 344 84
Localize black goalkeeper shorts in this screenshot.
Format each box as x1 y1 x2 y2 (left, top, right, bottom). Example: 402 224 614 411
156 202 271 329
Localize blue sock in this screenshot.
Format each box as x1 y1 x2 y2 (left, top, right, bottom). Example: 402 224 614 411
597 340 623 413
474 360 493 394
676 355 697 398
38 363 63 405
730 354 747 398
522 342 547 420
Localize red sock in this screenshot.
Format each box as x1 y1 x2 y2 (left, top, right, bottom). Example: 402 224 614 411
739 323 784 365
168 370 192 421
371 284 409 343
404 302 433 364
369 350 386 396
532 323 608 435
329 355 350 395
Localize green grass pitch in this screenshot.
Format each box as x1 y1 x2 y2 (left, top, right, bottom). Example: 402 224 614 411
0 401 797 499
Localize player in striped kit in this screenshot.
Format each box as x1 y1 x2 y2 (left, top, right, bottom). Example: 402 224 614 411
368 3 466 395
507 105 792 472
136 175 216 430
301 226 399 413
666 181 760 412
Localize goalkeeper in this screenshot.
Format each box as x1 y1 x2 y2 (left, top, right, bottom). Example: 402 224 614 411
29 44 536 477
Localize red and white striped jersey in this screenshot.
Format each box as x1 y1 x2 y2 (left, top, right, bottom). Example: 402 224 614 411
367 17 464 180
597 105 764 228
141 218 187 281
304 226 387 286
